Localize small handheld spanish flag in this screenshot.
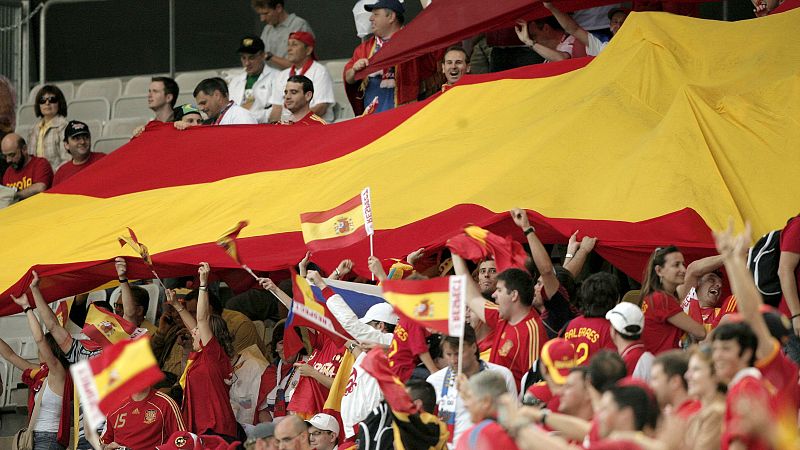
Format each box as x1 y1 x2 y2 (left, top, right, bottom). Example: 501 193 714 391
81 304 142 349
118 227 152 266
381 275 466 337
216 220 249 266
70 335 164 430
300 188 374 252
446 225 528 272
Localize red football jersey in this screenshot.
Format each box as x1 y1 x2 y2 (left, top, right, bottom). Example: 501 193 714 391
101 389 185 448
3 155 53 190
388 317 430 382
721 371 773 450
182 337 238 438
756 339 800 414
485 305 547 385
288 331 344 417
641 291 685 354
561 316 615 366
455 419 520 450
620 342 648 377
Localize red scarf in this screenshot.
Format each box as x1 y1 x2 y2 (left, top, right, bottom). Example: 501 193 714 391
289 58 314 77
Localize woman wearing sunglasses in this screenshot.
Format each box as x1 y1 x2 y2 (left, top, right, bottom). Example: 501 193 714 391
28 85 69 169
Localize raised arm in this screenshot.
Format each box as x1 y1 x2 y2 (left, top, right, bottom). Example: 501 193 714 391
564 234 597 278
114 257 137 324
451 253 487 323
367 256 388 282
514 21 571 62
677 254 724 300
12 293 65 387
543 2 590 46
510 208 560 297
195 262 213 345
0 337 37 372
165 289 196 331
329 259 354 281
257 277 292 310
28 271 73 352
714 222 773 359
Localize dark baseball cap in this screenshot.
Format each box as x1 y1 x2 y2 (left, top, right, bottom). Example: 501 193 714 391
63 120 91 141
365 0 405 14
237 35 265 54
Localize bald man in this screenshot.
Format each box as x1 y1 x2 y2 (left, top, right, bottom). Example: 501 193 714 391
1 133 53 201
274 415 311 450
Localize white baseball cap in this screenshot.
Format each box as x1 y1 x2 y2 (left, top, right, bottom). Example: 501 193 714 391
306 413 340 435
358 302 399 325
605 302 644 338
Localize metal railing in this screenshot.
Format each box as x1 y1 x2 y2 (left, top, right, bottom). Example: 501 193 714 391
0 0 26 104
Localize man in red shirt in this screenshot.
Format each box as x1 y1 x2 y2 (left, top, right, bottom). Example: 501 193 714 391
562 273 618 366
52 120 105 186
649 351 701 420
457 370 519 450
277 75 326 125
606 302 654 380
101 387 186 449
1 133 52 201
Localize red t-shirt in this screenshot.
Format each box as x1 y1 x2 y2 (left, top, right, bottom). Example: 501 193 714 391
619 342 647 377
779 216 800 316
455 419 520 450
284 111 327 126
288 331 344 417
712 295 738 327
485 304 548 385
3 155 53 190
182 336 238 438
561 316 615 366
388 316 430 382
722 371 773 450
257 360 293 417
52 152 105 186
478 326 496 361
756 339 800 415
641 291 685 354
101 389 185 448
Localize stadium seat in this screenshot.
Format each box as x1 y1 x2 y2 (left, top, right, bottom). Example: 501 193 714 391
75 78 123 104
176 92 195 107
68 97 110 122
103 117 147 137
331 82 355 122
94 136 130 154
123 75 154 96
13 124 33 140
83 119 103 140
27 81 75 103
324 60 348 82
220 67 243 84
15 103 37 125
112 95 149 119
175 70 219 93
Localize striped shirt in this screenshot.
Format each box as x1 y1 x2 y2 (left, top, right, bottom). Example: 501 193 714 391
101 389 185 448
484 304 548 385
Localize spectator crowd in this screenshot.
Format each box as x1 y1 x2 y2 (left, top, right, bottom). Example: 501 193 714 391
0 1 797 450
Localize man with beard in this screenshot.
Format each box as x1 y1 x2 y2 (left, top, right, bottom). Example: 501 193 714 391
52 120 105 186
1 133 52 201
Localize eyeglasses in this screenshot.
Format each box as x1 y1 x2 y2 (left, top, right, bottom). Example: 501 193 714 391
309 430 332 437
38 96 58 105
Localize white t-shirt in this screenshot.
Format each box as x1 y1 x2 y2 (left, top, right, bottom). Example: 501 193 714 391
270 60 336 123
340 352 383 438
228 67 279 123
218 103 258 125
426 362 517 448
587 32 609 57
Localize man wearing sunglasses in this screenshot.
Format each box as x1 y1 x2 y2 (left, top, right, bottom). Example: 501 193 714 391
1 132 53 203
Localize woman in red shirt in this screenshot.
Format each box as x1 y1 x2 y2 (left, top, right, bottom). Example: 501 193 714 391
168 262 240 442
638 246 706 354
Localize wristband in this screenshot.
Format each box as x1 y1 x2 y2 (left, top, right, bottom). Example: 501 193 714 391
792 314 800 320
118 278 128 284
540 409 550 426
23 306 33 313
199 286 207 291
524 227 536 236
565 253 574 258
175 307 185 313
334 269 340 277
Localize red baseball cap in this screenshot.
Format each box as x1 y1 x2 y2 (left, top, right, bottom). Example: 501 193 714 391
540 338 576 385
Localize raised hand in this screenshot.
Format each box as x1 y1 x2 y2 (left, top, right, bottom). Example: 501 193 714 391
258 277 277 292
406 248 425 266
114 257 127 278
336 259 354 277
11 293 30 309
198 262 210 285
298 251 311 277
580 236 598 253
510 207 532 229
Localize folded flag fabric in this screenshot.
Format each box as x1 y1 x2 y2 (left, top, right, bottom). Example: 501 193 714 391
300 188 374 252
381 276 467 337
216 220 249 266
360 348 449 450
118 227 153 266
286 272 352 355
70 335 164 429
81 304 144 349
446 225 528 272
55 298 73 327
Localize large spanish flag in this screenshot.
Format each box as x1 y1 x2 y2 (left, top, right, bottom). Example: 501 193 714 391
381 276 466 336
70 335 164 429
0 11 799 314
